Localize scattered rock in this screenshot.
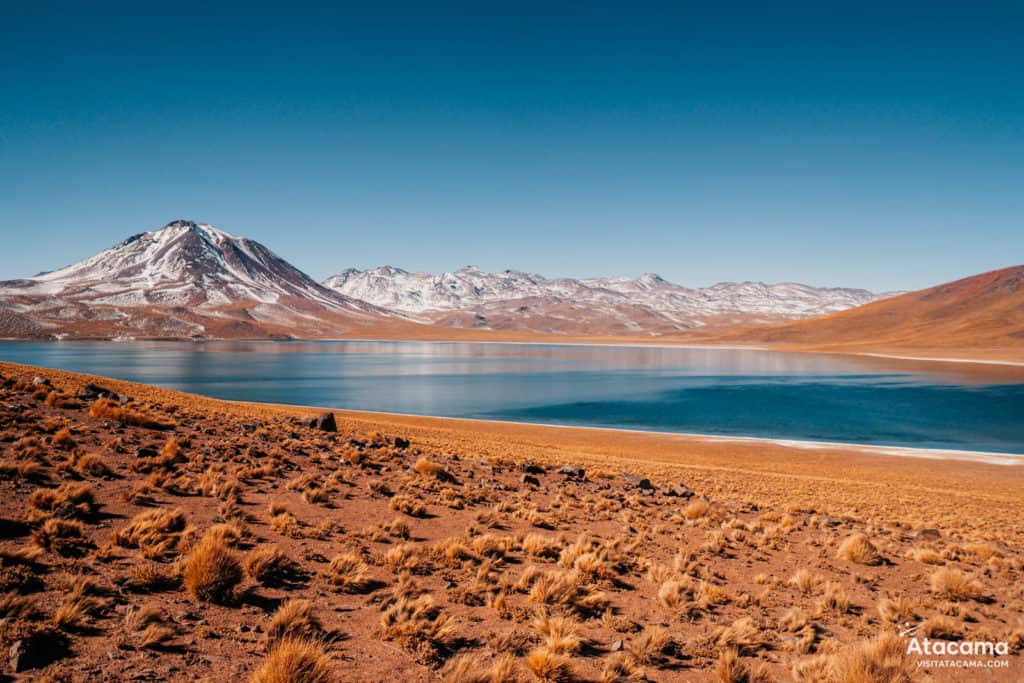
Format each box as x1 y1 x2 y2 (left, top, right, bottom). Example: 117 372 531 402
610 639 623 652
394 436 410 449
622 473 653 490
8 630 70 672
239 421 264 433
79 383 118 400
521 474 541 487
665 484 695 498
914 528 941 541
310 412 337 432
521 461 546 475
32 376 51 386
557 465 585 479
135 446 159 458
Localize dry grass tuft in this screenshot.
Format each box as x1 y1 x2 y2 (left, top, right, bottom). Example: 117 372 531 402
90 398 174 430
929 567 983 602
33 518 90 556
327 552 371 593
267 599 323 644
442 653 522 683
526 647 574 682
251 637 335 683
183 534 243 604
246 545 303 588
112 508 187 558
836 533 884 566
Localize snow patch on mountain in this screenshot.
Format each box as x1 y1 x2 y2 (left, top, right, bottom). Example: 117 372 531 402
324 265 892 328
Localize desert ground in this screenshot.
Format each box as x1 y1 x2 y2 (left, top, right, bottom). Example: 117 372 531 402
0 360 1021 682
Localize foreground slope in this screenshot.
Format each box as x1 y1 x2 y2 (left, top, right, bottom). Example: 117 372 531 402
715 265 1024 362
1 361 1021 681
0 220 398 339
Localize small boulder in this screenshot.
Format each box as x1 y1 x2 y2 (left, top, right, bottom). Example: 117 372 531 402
521 461 546 475
610 639 623 652
914 528 941 541
394 436 410 449
79 383 117 400
557 465 585 479
521 474 541 487
135 446 159 459
32 376 51 387
312 413 337 432
622 473 654 490
665 484 695 498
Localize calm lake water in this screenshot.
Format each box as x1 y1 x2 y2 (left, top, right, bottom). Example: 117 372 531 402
2 341 1022 454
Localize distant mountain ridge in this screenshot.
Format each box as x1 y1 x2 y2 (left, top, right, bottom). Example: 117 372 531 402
0 220 390 339
716 264 1024 359
324 265 892 332
0 218 905 340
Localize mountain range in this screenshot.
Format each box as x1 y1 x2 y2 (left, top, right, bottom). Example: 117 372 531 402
324 265 888 333
0 220 390 339
0 220 1018 363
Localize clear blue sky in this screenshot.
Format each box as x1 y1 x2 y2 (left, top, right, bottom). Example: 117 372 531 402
2 2 1021 291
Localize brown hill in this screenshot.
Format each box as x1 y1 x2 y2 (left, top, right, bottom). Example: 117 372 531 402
718 265 1024 361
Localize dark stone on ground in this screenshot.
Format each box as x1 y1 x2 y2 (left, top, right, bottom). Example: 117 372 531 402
79 383 118 400
135 446 159 458
394 436 410 449
521 461 546 474
311 413 337 432
665 484 695 498
521 474 541 487
622 473 654 490
557 465 585 479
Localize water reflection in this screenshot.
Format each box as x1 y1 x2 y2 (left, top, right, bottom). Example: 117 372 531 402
1 340 1021 453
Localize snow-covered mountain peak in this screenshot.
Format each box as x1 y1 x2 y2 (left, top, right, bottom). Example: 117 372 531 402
323 265 893 332
0 221 383 337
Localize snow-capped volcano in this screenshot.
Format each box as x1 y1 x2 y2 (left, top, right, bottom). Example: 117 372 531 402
324 265 892 333
0 220 389 339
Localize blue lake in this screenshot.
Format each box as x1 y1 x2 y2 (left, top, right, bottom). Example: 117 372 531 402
1 340 1022 454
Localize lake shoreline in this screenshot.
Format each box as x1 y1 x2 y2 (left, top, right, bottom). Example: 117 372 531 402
3 358 1023 543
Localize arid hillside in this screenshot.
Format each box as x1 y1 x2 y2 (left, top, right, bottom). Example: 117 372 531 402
0 362 1022 681
713 266 1024 362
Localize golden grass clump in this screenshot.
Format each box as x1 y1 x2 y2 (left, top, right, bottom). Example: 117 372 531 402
715 647 772 683
788 568 819 595
909 547 943 564
28 482 96 518
327 552 371 593
183 534 243 604
813 631 916 683
442 653 520 683
75 453 112 477
389 494 428 517
51 427 76 450
112 508 186 558
33 518 89 556
250 637 335 683
90 397 175 430
930 567 983 601
836 533 884 566
522 533 561 560
267 599 323 644
379 594 457 655
533 612 582 655
413 457 448 478
246 545 302 587
526 647 574 682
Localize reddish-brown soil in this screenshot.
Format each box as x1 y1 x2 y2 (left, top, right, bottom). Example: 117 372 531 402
0 361 1021 682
